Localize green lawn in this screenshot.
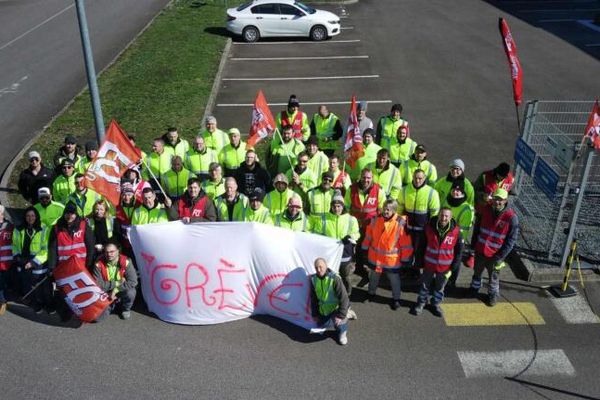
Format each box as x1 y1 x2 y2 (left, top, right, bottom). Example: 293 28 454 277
8 0 232 208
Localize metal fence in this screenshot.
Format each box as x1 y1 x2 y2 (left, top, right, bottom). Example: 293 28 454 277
513 100 600 267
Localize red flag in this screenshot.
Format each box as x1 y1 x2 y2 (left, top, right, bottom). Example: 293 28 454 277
499 18 523 106
247 90 276 148
584 99 600 149
53 256 111 322
344 95 365 169
84 120 142 206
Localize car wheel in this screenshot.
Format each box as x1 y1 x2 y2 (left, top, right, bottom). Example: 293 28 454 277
242 26 260 43
310 25 327 41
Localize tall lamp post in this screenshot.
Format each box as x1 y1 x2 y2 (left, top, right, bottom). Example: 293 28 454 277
75 0 105 143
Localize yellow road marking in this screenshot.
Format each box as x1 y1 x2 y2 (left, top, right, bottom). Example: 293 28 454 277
441 302 545 326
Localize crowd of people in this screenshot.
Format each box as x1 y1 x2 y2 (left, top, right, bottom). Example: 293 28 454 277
1 95 519 345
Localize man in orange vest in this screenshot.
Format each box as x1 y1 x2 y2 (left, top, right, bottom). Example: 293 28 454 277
469 188 519 306
412 207 463 317
361 199 413 310
47 202 95 321
93 241 138 320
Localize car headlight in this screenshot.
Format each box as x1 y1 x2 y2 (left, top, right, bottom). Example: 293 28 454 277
328 20 339 25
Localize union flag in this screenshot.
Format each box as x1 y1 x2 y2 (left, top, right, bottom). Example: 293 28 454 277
584 99 600 150
499 18 523 106
344 95 364 169
247 90 276 148
84 120 142 205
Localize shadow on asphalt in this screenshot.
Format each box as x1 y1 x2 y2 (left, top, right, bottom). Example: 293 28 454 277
250 314 331 344
7 303 83 329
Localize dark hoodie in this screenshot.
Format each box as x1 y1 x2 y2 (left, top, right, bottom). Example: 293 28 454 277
234 161 272 196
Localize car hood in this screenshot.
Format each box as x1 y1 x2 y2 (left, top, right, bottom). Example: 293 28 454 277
312 9 339 21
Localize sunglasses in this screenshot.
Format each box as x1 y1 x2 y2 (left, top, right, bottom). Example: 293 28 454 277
62 166 73 169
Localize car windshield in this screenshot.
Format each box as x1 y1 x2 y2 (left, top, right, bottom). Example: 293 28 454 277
236 2 252 11
294 1 316 14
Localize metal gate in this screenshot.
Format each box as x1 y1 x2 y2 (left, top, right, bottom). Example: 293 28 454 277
513 100 600 267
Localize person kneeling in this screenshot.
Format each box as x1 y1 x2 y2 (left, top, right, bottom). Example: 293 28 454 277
93 241 137 321
309 258 350 345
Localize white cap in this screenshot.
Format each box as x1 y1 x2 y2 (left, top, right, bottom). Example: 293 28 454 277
28 151 41 160
37 187 51 197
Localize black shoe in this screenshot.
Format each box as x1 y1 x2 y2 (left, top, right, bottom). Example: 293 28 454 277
431 304 444 317
367 293 375 302
488 294 498 307
391 300 401 310
33 305 44 314
411 302 425 316
357 277 369 288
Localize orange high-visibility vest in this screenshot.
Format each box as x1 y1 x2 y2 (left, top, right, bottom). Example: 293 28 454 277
361 214 413 271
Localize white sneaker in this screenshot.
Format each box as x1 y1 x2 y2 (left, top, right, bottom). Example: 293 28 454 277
347 309 357 320
338 331 348 345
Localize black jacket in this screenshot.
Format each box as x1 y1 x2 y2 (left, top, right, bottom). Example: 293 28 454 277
234 161 272 196
18 165 55 203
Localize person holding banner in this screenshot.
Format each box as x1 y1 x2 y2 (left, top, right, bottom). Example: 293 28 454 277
286 151 317 205
13 207 51 314
47 203 95 321
328 155 351 195
142 138 172 188
167 177 217 223
201 163 225 201
76 141 98 174
310 258 350 345
234 149 272 197
274 195 310 232
161 156 192 202
241 188 273 225
93 241 138 321
263 173 296 216
215 177 248 222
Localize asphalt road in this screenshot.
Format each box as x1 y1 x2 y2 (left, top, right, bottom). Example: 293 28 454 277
0 0 170 176
2 1 600 399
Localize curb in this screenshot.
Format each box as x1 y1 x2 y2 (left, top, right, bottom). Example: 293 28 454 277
510 251 600 283
0 1 174 221
202 37 232 122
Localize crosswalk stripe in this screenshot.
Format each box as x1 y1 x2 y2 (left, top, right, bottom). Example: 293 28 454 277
458 349 576 378
551 294 600 324
441 302 545 326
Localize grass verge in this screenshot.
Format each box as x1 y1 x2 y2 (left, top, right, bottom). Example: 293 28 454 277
7 0 231 209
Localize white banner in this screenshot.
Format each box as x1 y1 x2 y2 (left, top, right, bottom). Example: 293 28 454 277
129 222 342 328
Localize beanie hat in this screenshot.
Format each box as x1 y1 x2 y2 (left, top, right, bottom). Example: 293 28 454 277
288 95 300 107
64 202 77 215
494 162 511 178
85 140 98 151
449 159 465 172
331 190 344 205
248 187 265 202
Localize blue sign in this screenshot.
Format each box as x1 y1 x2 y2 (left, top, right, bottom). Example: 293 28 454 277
514 137 536 175
533 158 559 201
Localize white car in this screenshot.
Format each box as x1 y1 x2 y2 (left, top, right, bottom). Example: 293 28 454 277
226 0 341 42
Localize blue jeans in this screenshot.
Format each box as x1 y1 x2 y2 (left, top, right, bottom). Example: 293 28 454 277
320 313 348 336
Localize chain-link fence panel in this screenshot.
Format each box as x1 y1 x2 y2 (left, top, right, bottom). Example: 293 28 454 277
513 100 600 266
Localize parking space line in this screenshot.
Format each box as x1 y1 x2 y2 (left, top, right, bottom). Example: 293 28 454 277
231 55 369 61
341 26 354 30
222 75 379 81
539 18 577 22
579 19 600 33
551 295 600 324
233 39 360 45
217 100 392 107
458 350 576 378
441 302 545 326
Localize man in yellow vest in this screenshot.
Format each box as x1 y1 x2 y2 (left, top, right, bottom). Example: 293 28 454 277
161 156 192 202
306 171 335 217
328 155 351 195
76 140 98 174
142 138 172 188
67 174 103 217
376 103 409 151
389 125 417 167
274 195 310 232
185 135 218 181
368 149 402 199
241 188 273 225
351 128 381 180
310 105 343 156
286 151 317 204
201 162 225 201
435 158 475 207
162 127 190 159
309 257 350 345
34 187 64 228
215 177 248 221
268 125 305 176
305 136 329 185
264 173 296 216
52 159 77 205
200 116 230 153
131 188 170 225
219 128 247 177
400 144 438 186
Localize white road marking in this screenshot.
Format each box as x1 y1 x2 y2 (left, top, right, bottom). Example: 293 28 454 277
585 43 600 47
231 55 368 61
578 19 600 33
217 100 392 107
458 350 576 378
0 4 75 51
341 26 354 30
551 294 600 323
539 18 578 22
223 75 378 81
0 76 28 98
520 8 600 12
234 39 360 45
